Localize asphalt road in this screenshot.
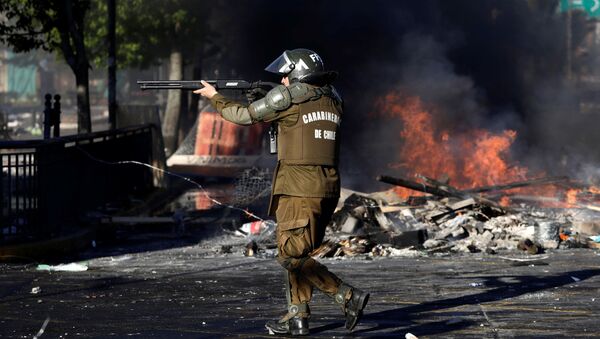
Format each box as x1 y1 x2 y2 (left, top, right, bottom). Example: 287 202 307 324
1 237 599 338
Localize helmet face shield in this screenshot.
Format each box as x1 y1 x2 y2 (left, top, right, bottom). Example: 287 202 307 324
265 51 294 76
265 48 328 83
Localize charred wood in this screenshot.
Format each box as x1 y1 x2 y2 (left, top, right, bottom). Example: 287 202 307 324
462 176 570 194
376 175 454 197
370 229 428 249
414 174 508 213
425 198 477 221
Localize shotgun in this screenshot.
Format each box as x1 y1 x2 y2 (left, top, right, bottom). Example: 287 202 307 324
137 80 278 91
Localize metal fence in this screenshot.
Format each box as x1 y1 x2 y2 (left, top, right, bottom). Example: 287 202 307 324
1 124 155 245
1 149 37 240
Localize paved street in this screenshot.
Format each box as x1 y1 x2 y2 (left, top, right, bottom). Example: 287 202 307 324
1 235 600 338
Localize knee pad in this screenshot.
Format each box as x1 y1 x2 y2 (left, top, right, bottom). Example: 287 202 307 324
277 255 310 272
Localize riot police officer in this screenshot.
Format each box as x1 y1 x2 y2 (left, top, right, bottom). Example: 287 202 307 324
196 48 369 336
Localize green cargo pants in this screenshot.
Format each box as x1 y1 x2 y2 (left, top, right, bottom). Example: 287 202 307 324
275 195 343 308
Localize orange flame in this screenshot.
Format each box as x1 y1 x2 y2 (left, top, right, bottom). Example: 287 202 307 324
376 93 533 198
565 189 580 206
499 196 512 207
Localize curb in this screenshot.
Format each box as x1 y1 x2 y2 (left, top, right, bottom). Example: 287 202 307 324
0 227 96 262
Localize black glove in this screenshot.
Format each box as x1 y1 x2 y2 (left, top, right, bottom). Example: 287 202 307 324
246 87 269 103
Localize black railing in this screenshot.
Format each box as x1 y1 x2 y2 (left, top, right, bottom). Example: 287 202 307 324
1 124 155 245
1 150 38 239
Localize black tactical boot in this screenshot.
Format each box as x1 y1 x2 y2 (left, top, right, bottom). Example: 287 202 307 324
265 316 309 336
335 283 370 331
265 303 310 336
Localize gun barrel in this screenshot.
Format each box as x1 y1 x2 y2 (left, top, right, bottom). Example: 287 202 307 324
137 79 266 91
137 80 207 90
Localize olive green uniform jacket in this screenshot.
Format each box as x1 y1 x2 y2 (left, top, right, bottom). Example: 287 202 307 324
209 91 341 215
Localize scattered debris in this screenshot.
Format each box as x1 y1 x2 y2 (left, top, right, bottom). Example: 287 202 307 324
237 220 276 243
31 287 41 294
244 241 258 257
339 237 373 256
498 255 550 262
36 263 89 272
588 235 600 249
314 186 532 256
311 240 339 258
372 229 428 249
222 173 599 257
370 245 423 257
32 317 50 339
343 174 600 254
312 192 431 257
517 239 542 255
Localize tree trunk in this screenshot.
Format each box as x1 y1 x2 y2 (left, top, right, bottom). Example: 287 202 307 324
59 0 92 134
75 63 92 134
162 49 183 156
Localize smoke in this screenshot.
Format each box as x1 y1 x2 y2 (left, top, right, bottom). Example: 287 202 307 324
207 0 599 189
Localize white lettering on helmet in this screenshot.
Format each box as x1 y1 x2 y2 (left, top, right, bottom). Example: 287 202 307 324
296 58 309 71
309 53 322 64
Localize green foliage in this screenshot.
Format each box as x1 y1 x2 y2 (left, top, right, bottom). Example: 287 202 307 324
0 0 90 53
86 0 211 69
2 0 211 69
1 0 91 75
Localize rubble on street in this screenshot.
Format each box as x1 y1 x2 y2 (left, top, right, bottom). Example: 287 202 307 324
230 174 600 259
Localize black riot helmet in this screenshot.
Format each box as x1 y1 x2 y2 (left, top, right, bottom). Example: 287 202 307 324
265 48 337 85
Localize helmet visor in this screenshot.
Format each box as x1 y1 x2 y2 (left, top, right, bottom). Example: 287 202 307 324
265 51 294 76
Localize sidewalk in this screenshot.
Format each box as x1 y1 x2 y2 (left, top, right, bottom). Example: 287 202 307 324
1 238 599 338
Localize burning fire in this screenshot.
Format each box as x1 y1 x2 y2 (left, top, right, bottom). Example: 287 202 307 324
377 93 529 197
565 189 579 206
374 92 572 205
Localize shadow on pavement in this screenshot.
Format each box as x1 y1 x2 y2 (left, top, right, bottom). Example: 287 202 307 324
71 206 246 262
358 268 600 337
310 320 346 334
0 260 254 303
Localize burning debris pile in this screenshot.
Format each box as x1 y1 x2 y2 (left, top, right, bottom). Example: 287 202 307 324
308 174 600 258
231 174 600 259
275 91 597 258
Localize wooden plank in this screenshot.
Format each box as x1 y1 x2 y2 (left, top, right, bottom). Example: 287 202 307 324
426 198 477 221
415 174 509 213
379 205 411 213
